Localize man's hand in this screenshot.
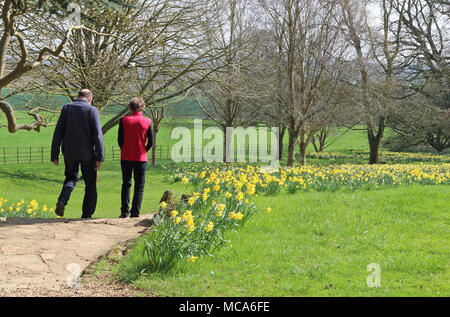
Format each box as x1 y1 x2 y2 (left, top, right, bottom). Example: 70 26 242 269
52 160 59 166
94 161 102 171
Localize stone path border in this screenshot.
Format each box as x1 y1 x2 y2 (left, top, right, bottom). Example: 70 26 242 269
0 214 155 296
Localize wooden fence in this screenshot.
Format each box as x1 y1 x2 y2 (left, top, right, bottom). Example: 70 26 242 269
0 145 285 164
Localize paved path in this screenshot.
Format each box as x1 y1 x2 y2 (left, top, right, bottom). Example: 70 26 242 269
0 214 154 296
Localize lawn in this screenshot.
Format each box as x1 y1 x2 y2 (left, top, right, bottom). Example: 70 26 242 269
113 184 449 297
0 162 182 218
0 111 449 297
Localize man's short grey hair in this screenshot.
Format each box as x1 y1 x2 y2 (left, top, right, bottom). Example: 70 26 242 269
78 89 93 100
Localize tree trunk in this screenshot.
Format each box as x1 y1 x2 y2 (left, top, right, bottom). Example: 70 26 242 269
286 128 299 167
318 128 327 152
319 138 325 152
223 125 231 163
298 127 308 166
279 125 286 161
368 136 381 164
312 136 319 153
298 141 307 166
367 117 386 164
427 129 448 152
151 130 158 166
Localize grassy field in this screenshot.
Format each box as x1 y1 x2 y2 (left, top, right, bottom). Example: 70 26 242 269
0 112 197 148
0 163 185 218
109 184 449 297
0 110 449 297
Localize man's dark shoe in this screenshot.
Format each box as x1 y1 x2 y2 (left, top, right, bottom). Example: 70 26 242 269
119 212 129 218
130 214 140 218
81 215 92 219
55 200 65 217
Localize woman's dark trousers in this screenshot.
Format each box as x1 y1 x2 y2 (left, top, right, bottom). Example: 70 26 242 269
121 160 147 217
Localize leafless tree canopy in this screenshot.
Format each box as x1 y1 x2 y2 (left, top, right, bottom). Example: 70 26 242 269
1 0 449 164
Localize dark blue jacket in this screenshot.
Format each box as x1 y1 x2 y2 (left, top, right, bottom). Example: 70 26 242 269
51 99 104 162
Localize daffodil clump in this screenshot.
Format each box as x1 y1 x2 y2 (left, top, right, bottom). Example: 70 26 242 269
0 198 54 218
142 167 260 273
174 163 449 196
307 151 450 164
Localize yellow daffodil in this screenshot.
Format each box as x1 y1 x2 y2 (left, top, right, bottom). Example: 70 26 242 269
235 212 243 220
188 255 198 263
204 221 214 232
188 197 196 205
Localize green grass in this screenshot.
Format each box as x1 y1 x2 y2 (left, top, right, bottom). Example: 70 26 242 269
114 184 449 297
1 157 448 295
1 105 449 297
0 162 184 218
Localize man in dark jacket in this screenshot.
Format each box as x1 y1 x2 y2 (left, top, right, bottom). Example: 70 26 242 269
51 89 104 218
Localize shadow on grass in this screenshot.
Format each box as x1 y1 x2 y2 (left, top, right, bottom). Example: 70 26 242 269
0 168 61 184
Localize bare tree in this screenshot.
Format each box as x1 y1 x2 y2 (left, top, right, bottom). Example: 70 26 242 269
257 0 347 166
120 0 233 165
338 0 406 163
387 0 450 152
194 0 258 162
0 0 125 133
243 5 289 160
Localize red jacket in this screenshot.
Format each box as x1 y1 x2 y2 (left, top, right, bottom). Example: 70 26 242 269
118 112 153 162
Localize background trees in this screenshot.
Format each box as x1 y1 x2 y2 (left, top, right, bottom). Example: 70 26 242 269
131 0 232 165
193 0 259 162
255 0 348 166
1 0 448 165
386 0 449 152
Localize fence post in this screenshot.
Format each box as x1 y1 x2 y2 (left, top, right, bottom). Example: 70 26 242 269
112 146 115 161
41 147 44 164
29 147 32 163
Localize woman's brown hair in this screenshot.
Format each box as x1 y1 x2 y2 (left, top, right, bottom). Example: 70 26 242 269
128 97 146 112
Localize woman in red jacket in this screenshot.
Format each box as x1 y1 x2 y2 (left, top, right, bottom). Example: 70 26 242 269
117 97 153 218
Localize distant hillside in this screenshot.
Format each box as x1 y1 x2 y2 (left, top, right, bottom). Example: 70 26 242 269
2 90 209 118
1 90 70 110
